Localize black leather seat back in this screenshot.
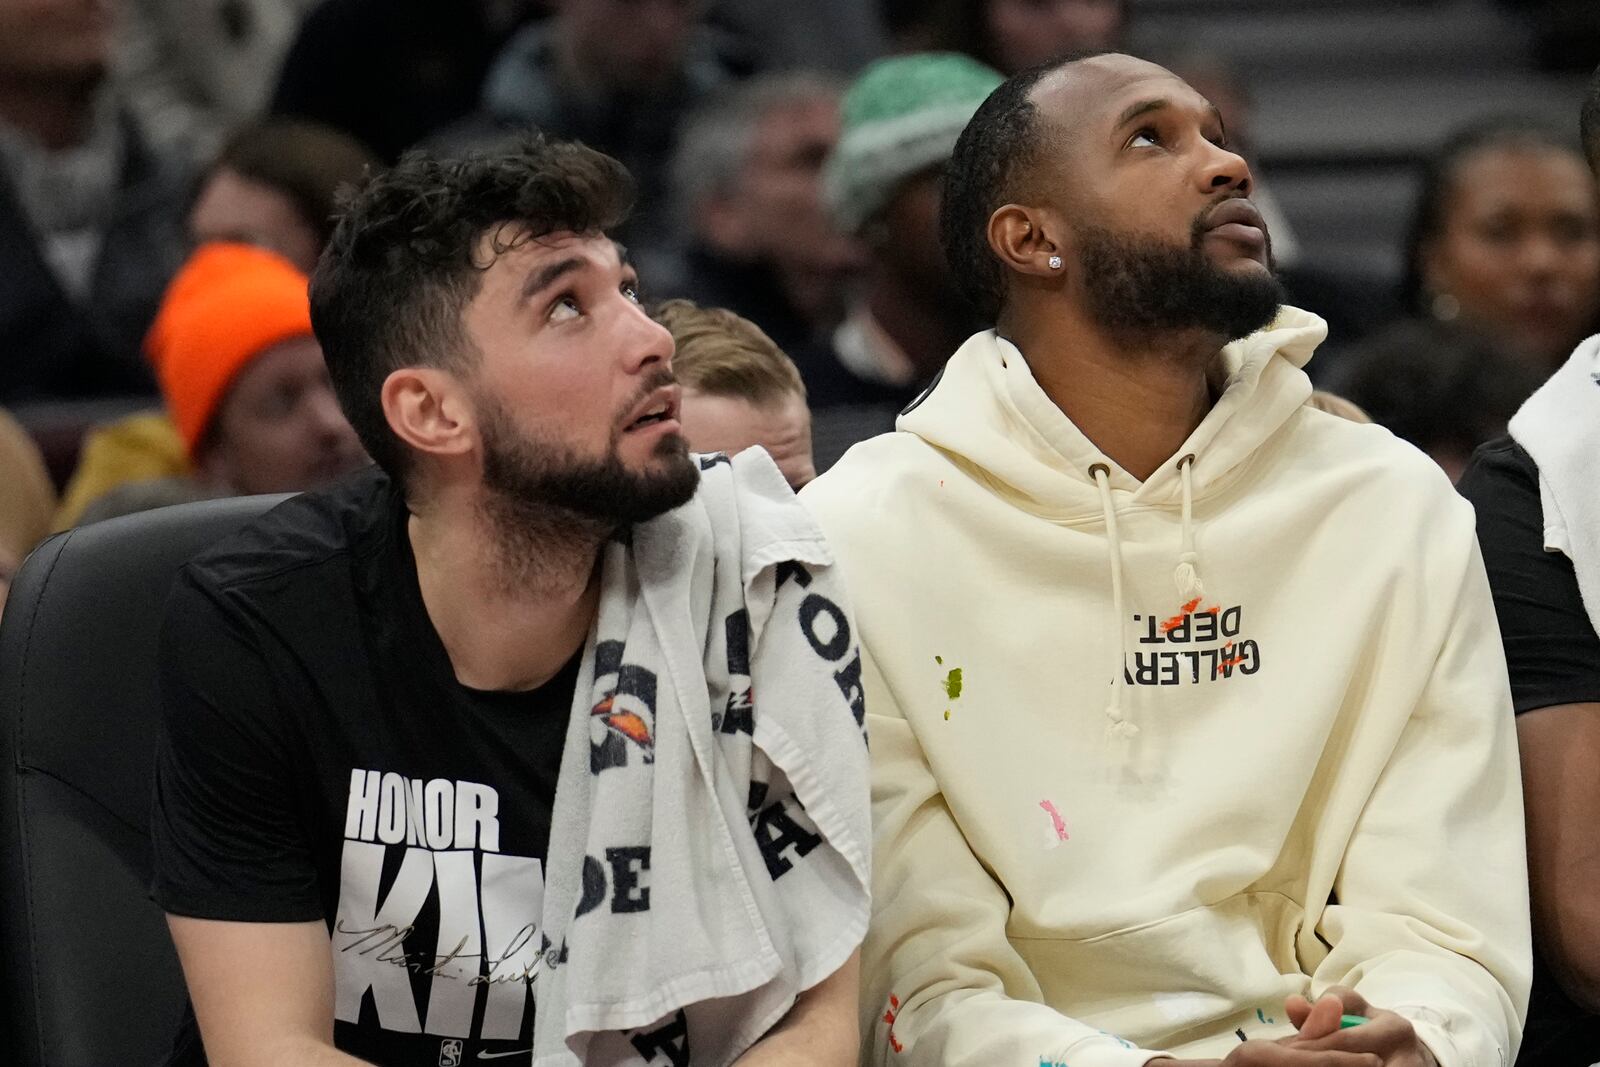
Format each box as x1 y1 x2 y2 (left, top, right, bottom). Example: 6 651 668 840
0 496 288 1066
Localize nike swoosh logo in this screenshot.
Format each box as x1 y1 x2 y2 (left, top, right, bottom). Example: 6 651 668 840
475 1050 532 1061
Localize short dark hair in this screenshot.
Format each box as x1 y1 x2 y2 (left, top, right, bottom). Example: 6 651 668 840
1582 63 1600 175
940 56 1082 323
1335 318 1543 457
310 135 633 486
205 119 382 248
1400 119 1580 315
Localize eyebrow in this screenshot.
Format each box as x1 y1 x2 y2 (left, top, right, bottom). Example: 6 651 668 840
520 257 585 301
520 242 639 302
1114 97 1226 131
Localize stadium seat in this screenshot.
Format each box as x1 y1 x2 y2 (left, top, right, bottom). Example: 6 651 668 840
0 495 290 1067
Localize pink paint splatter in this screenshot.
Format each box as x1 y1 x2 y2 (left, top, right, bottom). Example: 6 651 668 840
1039 800 1069 843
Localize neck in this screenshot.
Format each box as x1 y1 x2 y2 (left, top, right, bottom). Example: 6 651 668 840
409 486 605 692
864 268 974 379
0 79 98 150
1003 303 1220 482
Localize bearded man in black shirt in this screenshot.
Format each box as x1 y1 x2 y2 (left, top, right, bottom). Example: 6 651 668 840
149 136 867 1067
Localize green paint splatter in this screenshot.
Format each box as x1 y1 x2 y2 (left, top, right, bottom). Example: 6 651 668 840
942 667 963 700
934 655 943 665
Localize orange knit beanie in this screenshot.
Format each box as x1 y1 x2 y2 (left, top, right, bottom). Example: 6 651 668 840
145 242 316 456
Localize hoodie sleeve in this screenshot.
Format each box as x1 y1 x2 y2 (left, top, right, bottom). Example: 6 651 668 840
1310 501 1532 1067
860 645 1166 1067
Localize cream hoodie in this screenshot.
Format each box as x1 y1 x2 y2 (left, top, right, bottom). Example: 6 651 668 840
800 309 1531 1067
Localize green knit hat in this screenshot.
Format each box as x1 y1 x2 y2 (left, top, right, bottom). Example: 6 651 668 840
824 52 1004 235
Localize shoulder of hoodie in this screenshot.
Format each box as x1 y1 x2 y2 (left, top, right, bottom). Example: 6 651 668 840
1278 401 1475 530
800 428 969 545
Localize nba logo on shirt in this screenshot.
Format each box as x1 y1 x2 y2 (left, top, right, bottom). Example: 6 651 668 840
438 1039 463 1066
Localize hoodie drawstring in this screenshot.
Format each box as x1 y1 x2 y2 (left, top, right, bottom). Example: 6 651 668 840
1174 454 1205 600
1091 463 1139 740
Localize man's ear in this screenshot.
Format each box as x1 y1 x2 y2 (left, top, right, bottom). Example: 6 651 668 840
381 367 476 462
988 204 1068 280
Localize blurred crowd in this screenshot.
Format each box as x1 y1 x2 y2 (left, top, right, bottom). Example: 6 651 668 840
1 0 1598 581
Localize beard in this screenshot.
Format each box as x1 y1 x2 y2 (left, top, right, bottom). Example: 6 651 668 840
475 376 700 547
1075 214 1284 344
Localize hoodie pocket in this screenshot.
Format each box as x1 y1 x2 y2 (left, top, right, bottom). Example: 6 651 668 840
1009 891 1309 1051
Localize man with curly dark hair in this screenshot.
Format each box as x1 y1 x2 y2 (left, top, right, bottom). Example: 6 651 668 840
148 136 868 1067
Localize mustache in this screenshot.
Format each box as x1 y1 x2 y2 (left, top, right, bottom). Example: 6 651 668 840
612 368 679 432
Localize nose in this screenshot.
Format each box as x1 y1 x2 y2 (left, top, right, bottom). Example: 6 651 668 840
307 383 354 444
619 297 675 375
1517 232 1566 282
1196 140 1253 197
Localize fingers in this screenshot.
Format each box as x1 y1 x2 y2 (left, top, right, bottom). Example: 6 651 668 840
1289 1012 1413 1058
1293 994 1347 1042
1321 985 1372 1018
1225 1040 1383 1067
1284 995 1313 1030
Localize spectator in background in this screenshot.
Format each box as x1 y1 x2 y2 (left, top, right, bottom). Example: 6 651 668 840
55 122 377 525
926 0 1127 76
114 0 320 166
434 0 751 252
189 118 381 274
1457 63 1600 1066
707 0 885 74
272 0 535 161
0 408 56 615
808 53 1001 469
1398 121 1600 377
0 0 188 404
62 242 365 525
1330 319 1542 482
880 0 937 52
654 298 815 490
667 74 863 360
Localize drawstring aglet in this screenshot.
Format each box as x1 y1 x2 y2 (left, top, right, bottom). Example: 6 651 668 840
1104 706 1140 740
1174 551 1205 600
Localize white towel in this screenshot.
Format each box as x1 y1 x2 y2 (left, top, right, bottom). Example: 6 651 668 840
1508 334 1600 637
531 448 872 1067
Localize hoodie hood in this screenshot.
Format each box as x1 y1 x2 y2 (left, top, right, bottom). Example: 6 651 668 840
898 306 1327 517
894 307 1326 739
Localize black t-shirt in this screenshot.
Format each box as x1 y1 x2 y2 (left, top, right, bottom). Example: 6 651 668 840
1458 437 1600 1066
1458 437 1600 715
151 466 572 1066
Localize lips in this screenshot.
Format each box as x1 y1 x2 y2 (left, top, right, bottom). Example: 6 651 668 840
623 384 682 433
1201 198 1269 252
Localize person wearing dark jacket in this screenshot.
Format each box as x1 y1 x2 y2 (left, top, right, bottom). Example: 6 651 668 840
0 0 188 403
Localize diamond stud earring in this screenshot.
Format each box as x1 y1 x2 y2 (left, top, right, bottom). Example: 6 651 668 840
1048 255 1063 270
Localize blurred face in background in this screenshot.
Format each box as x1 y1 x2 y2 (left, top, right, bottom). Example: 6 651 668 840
0 0 112 86
199 336 366 495
703 92 864 326
679 388 815 490
984 0 1124 74
559 0 700 92
190 168 323 274
1424 145 1600 370
875 168 957 300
